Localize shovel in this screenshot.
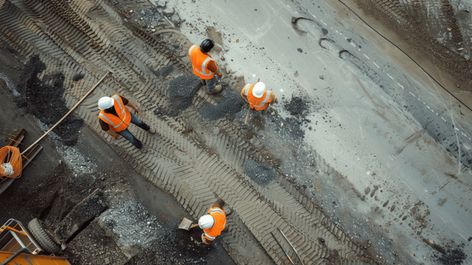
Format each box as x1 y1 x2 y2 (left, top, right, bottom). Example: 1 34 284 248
178 217 194 231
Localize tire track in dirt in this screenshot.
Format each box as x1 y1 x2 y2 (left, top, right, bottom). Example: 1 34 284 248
0 1 380 264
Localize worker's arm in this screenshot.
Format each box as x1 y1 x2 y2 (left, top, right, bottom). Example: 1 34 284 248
270 92 277 104
190 224 199 229
241 84 251 102
241 88 247 101
201 233 214 245
107 130 120 139
207 60 222 77
122 96 139 113
99 120 120 139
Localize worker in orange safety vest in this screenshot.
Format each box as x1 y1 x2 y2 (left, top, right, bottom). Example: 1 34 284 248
188 39 223 95
191 199 229 244
0 146 22 178
241 82 277 111
97 94 155 149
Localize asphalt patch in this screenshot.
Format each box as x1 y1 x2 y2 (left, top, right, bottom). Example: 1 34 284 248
166 74 201 116
199 88 245 121
437 246 467 265
17 55 83 146
243 159 277 186
284 96 310 118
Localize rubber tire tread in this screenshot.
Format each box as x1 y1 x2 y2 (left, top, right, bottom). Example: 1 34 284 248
27 218 61 254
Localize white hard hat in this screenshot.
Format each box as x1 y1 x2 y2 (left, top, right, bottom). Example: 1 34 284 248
198 214 215 229
98 96 114 110
252 82 266 98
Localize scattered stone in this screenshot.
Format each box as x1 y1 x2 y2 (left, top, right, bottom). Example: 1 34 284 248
284 96 309 118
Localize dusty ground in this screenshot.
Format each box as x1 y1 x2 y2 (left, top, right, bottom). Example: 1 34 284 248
0 0 470 264
0 38 234 264
159 0 471 264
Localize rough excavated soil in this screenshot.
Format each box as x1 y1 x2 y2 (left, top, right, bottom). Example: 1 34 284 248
17 55 83 146
0 38 234 264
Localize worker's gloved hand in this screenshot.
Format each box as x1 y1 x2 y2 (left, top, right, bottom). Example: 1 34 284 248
2 163 14 176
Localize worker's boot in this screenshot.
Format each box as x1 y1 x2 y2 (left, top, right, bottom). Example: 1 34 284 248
134 139 143 149
213 83 223 94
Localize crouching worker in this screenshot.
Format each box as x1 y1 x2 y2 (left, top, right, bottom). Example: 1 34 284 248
191 199 228 244
97 94 155 149
241 82 276 112
0 146 22 178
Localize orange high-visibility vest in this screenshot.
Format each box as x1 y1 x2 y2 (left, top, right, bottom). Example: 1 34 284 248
98 95 131 132
0 146 22 179
203 207 226 241
188 45 216 80
241 83 274 111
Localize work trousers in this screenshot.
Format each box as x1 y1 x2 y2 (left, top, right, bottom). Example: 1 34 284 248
203 76 218 94
118 113 150 149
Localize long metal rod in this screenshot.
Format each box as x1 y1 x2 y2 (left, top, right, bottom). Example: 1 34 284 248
21 72 110 155
270 231 295 265
278 228 304 265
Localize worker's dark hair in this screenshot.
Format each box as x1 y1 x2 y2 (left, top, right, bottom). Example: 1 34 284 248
200 39 214 53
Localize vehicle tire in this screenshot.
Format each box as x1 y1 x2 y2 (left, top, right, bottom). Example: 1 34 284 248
27 218 61 254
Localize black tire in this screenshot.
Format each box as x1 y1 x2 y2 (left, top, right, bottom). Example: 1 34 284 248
27 218 61 254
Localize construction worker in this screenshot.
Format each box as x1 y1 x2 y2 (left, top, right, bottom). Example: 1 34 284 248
241 82 277 111
0 146 22 178
188 39 223 94
97 94 155 149
191 199 228 244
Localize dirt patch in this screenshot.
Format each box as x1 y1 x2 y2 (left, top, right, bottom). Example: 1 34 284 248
438 247 467 265
125 229 216 265
409 201 430 234
0 163 67 223
16 55 83 146
354 0 472 86
425 239 468 265
65 221 129 265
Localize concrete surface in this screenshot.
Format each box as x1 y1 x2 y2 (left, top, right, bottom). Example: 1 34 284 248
156 0 472 264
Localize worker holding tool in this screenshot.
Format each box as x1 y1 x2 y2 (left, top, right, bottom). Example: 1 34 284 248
241 81 277 111
0 146 22 178
188 39 223 94
97 94 155 149
191 199 229 244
